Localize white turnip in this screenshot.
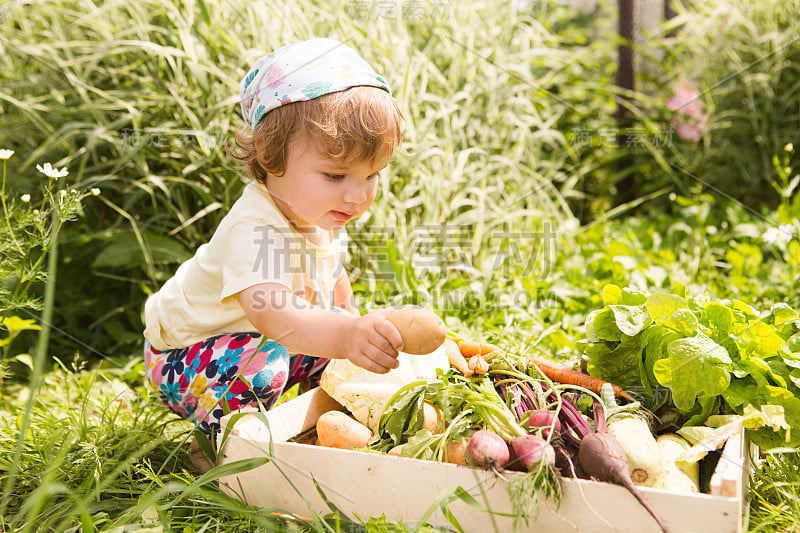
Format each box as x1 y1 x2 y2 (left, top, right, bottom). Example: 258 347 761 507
654 434 699 493
606 415 665 487
467 429 510 469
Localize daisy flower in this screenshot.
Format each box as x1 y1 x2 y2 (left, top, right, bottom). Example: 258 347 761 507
36 162 69 179
762 225 794 246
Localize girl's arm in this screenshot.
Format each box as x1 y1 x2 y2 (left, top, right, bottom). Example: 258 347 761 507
332 268 360 316
239 283 402 374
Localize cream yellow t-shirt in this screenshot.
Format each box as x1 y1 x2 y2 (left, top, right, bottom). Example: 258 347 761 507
143 182 348 351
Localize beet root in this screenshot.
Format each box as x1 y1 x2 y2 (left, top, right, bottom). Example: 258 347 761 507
525 409 562 438
509 435 555 472
468 429 509 469
579 432 670 533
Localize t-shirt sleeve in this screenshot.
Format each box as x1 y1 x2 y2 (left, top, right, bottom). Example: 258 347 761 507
219 222 300 303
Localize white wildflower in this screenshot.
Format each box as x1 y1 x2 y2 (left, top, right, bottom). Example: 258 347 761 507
0 149 14 160
90 187 101 196
785 143 794 153
36 162 69 179
20 194 30 203
762 226 794 246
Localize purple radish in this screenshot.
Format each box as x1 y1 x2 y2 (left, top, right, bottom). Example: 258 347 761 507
579 432 670 533
467 430 509 470
509 435 556 471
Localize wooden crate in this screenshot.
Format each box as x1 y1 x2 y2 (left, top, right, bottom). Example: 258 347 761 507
217 388 750 533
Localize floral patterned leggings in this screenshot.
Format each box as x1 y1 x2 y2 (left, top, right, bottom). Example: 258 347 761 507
144 332 329 441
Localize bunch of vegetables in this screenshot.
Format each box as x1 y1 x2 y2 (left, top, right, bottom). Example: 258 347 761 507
311 308 730 532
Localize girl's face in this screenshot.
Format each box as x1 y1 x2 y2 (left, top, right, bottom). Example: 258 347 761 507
266 135 390 234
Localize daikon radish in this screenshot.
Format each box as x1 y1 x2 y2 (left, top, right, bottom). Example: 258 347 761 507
606 414 665 487
654 433 699 493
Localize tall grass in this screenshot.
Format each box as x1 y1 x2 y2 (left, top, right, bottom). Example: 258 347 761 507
0 0 608 358
0 358 308 531
625 0 800 207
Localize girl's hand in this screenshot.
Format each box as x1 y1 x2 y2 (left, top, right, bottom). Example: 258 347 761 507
342 312 403 373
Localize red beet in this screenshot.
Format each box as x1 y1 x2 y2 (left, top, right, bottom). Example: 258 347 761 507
467 430 509 469
525 409 563 437
579 432 669 533
509 435 555 471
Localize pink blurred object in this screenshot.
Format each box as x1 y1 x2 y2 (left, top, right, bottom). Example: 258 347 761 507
666 76 708 142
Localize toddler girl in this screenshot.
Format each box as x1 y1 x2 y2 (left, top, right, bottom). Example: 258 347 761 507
143 38 405 444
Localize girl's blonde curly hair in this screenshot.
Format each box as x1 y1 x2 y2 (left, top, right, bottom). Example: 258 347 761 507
229 86 403 184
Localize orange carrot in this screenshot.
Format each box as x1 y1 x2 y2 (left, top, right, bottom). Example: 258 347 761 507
529 356 633 401
457 340 500 357
443 339 473 377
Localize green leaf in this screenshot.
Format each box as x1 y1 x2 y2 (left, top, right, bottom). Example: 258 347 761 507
723 376 758 409
609 304 652 337
652 334 732 412
602 284 622 305
585 335 643 388
791 369 800 389
741 320 785 359
788 240 800 267
401 429 436 460
92 232 191 268
705 302 734 334
771 303 798 326
645 293 698 336
1 316 40 334
14 353 33 370
620 288 648 306
640 325 681 399
591 308 623 341
745 385 800 449
731 299 757 317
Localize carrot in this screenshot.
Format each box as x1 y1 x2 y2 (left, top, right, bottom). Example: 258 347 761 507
443 339 472 377
529 356 633 401
457 340 500 357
